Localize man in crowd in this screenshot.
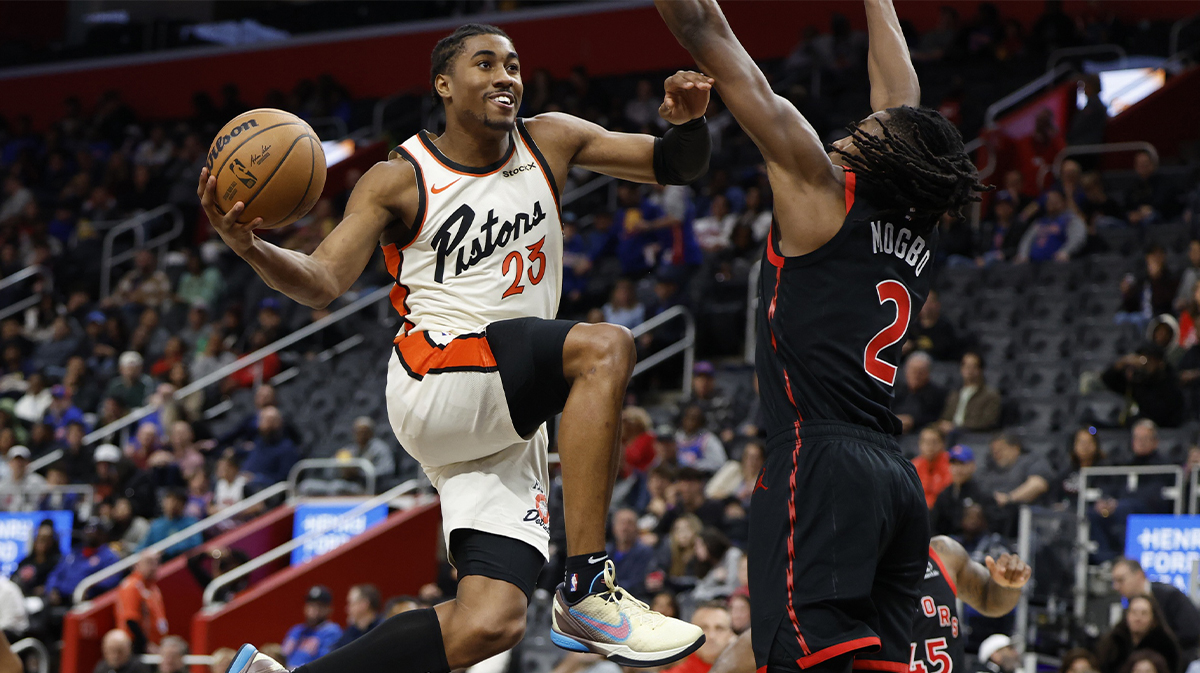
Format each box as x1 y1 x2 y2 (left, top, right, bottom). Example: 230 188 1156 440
931 444 987 536
607 508 656 600
656 467 726 537
975 434 1051 535
93 629 150 673
45 522 121 606
912 426 951 509
1015 187 1086 263
282 586 343 668
1126 150 1176 226
138 488 201 559
663 601 736 673
116 551 167 654
1103 343 1183 428
105 352 155 411
334 585 383 650
892 352 946 435
904 290 962 362
157 636 189 673
1112 557 1200 661
44 386 87 439
240 406 300 492
0 446 47 511
1089 420 1176 562
978 634 1023 673
938 351 1002 434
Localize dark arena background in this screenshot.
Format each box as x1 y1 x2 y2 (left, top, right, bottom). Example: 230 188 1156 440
1 1 1199 672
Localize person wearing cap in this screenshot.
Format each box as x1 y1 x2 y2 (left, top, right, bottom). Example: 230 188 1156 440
45 522 121 606
978 633 1023 673
282 586 343 667
977 189 1027 266
116 550 167 653
105 352 155 411
686 361 738 437
0 446 48 511
43 385 88 440
930 444 986 537
1102 342 1184 428
912 426 951 509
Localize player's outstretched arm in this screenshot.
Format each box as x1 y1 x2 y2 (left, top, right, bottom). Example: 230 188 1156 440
932 536 1031 618
199 159 413 309
655 0 836 186
0 631 21 673
865 0 921 112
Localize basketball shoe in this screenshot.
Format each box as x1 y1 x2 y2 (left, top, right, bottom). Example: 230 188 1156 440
225 645 285 673
551 560 706 667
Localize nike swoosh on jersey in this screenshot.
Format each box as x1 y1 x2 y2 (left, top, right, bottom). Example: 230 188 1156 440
570 609 632 641
431 178 461 194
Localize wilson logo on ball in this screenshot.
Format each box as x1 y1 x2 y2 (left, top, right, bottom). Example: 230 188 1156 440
206 119 260 169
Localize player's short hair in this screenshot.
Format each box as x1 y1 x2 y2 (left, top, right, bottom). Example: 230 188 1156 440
430 23 512 103
839 105 989 234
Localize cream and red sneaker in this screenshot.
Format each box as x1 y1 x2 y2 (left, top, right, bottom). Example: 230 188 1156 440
226 645 285 673
551 560 706 667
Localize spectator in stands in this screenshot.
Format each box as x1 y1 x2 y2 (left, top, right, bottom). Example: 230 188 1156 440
1090 420 1176 562
938 351 1002 434
675 405 727 474
240 406 300 491
175 249 223 308
219 385 300 450
282 585 342 668
93 443 157 519
602 279 645 330
662 601 735 673
1097 595 1182 673
126 421 163 470
691 527 743 602
706 440 763 504
156 636 187 673
94 629 150 673
191 327 235 381
1118 245 1178 328
977 433 1052 533
44 384 86 439
656 514 702 594
892 352 947 435
57 420 92 483
37 463 80 512
1079 171 1125 232
109 497 151 557
46 521 120 606
1016 187 1087 263
334 584 383 649
116 550 167 654
978 634 1023 673
384 596 422 618
913 426 952 509
1016 109 1067 196
1175 242 1200 315
1112 558 1200 662
621 406 657 476
0 446 46 511
212 452 247 515
13 371 51 425
977 191 1027 265
113 250 170 311
1068 74 1107 147
106 351 155 410
1126 151 1176 226
1102 344 1184 428
12 520 61 598
693 194 735 254
184 470 212 520
164 420 204 479
687 361 738 437
608 507 656 600
1055 429 1108 509
904 290 961 362
138 488 201 559
1060 649 1102 673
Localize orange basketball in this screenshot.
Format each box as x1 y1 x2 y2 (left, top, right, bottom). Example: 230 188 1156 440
206 108 327 229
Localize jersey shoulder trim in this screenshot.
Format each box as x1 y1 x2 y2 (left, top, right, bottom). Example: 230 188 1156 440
928 545 958 597
387 145 427 251
515 119 560 211
418 129 515 177
843 167 856 214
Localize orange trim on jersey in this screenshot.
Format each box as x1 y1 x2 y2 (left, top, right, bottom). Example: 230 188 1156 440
798 637 881 669
418 130 515 178
853 659 909 673
843 167 857 214
929 545 957 597
392 145 428 252
393 331 498 380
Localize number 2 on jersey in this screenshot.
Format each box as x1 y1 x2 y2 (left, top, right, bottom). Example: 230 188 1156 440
864 279 912 385
502 236 548 299
909 638 952 673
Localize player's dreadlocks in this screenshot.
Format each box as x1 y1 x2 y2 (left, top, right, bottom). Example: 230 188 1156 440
838 106 990 233
430 23 512 105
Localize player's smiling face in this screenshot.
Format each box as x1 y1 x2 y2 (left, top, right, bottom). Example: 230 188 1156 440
445 34 523 132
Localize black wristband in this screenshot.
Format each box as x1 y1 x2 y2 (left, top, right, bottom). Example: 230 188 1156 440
653 116 711 186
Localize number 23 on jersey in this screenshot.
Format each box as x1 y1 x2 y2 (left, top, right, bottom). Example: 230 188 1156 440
864 279 913 386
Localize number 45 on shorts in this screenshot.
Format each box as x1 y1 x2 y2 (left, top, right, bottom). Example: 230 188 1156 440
909 637 952 673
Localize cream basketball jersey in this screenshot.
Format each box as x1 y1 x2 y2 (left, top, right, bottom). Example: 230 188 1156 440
382 120 563 336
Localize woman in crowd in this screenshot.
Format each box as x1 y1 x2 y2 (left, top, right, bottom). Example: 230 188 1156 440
690 527 743 601
11 520 61 597
1055 428 1108 509
1097 595 1182 673
656 513 702 594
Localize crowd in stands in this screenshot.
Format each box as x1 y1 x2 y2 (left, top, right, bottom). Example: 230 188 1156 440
1 2 1199 673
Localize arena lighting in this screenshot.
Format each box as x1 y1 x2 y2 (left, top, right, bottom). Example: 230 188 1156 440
1077 67 1167 116
321 139 357 167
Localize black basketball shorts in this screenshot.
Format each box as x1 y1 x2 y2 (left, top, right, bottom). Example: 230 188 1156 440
748 420 930 673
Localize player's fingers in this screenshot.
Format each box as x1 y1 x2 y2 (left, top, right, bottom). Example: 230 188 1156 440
985 556 997 574
223 202 246 227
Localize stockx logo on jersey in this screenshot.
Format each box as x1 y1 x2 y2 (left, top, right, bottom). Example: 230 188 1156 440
432 201 548 283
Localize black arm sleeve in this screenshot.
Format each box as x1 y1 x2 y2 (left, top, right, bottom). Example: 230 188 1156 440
653 117 711 186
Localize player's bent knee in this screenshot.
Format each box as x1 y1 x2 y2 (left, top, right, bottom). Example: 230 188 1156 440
577 323 636 376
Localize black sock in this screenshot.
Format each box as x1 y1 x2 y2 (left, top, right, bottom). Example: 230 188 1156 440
293 607 449 673
563 552 609 603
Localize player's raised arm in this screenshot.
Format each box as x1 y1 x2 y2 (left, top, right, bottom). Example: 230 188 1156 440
933 536 1031 618
655 0 836 185
865 0 921 111
198 159 415 309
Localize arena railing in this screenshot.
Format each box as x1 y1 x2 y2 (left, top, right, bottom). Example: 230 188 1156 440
1072 464 1185 622
287 458 376 497
0 264 52 321
982 63 1075 129
202 478 422 606
0 484 94 520
1046 44 1127 73
11 638 50 673
99 204 185 298
71 481 290 605
629 304 695 397
745 260 760 365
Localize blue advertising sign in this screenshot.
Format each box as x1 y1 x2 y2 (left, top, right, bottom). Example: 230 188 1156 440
1125 514 1200 591
291 502 388 565
0 511 74 578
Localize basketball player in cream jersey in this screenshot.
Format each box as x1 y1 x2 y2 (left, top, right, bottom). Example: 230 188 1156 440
200 23 713 673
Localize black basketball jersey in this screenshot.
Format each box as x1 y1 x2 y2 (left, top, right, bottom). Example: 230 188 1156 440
756 169 938 439
911 547 963 673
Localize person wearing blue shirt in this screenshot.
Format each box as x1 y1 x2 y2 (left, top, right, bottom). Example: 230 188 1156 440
333 585 383 650
605 508 657 601
239 406 300 492
1015 188 1086 263
43 386 89 441
44 522 120 606
282 586 343 668
138 489 201 559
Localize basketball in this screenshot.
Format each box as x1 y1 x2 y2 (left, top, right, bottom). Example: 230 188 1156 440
206 108 327 229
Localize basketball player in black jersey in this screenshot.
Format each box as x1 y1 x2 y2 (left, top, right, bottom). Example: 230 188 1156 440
708 537 1032 673
657 1 989 672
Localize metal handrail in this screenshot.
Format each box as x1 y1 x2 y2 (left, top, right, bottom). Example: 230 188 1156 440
1047 44 1127 72
203 479 421 605
1014 505 1033 652
11 638 49 673
1052 142 1158 178
0 484 94 520
140 655 214 666
983 63 1074 128
0 264 49 292
0 264 52 321
72 481 289 604
562 174 616 205
629 305 695 396
1170 15 1200 58
288 458 376 497
1073 464 1185 620
99 205 185 298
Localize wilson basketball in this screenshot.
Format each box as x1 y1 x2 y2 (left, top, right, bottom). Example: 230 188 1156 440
206 108 327 229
